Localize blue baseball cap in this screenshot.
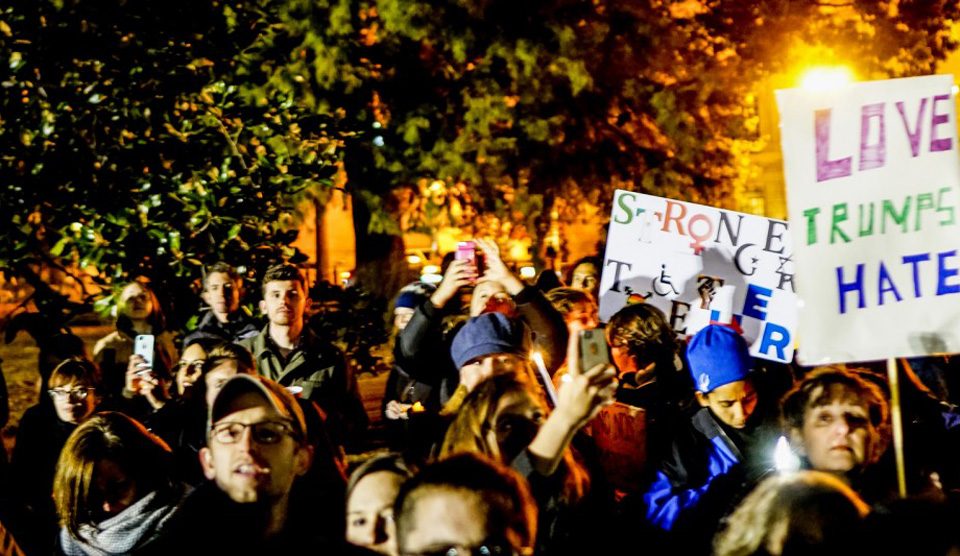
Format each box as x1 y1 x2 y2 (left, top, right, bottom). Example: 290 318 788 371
450 312 526 370
686 325 752 393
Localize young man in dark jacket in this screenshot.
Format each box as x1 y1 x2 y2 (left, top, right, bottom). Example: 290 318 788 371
183 262 260 346
240 264 366 444
643 325 780 550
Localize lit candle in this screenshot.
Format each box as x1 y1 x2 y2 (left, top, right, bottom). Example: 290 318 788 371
773 435 800 473
531 351 559 407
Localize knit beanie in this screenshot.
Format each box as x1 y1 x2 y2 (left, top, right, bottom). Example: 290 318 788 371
395 282 437 311
450 312 526 370
686 324 752 393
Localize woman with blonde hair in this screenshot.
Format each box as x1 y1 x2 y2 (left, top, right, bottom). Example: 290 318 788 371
713 471 869 556
54 412 185 555
93 280 176 402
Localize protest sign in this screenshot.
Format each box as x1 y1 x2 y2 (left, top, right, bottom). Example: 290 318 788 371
777 75 960 364
598 191 797 363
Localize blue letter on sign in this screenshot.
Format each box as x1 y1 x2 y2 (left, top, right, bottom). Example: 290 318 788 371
743 284 772 321
759 322 791 361
937 250 960 296
836 264 865 314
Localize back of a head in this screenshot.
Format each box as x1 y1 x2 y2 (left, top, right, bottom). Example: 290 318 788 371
54 412 174 537
863 497 960 556
605 302 677 369
395 453 536 556
202 342 256 375
545 287 596 318
39 333 88 376
714 471 868 556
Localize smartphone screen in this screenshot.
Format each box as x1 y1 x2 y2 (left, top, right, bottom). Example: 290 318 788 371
579 329 610 372
134 334 155 369
455 241 478 283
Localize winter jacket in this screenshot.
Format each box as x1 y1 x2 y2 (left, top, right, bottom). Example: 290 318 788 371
182 310 260 346
643 408 744 531
396 285 569 405
239 326 367 443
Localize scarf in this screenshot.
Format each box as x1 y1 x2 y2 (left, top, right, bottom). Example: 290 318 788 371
59 486 185 556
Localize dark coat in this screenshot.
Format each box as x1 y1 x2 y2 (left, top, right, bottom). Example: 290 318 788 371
182 310 260 346
395 285 569 405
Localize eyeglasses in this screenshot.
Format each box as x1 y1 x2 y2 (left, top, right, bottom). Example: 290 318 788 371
403 542 515 556
177 360 205 373
209 420 297 445
48 387 95 402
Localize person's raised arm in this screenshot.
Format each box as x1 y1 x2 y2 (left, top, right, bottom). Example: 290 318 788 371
395 259 472 382
526 335 617 476
475 238 568 371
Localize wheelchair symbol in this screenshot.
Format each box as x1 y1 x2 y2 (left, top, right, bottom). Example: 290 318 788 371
652 264 679 296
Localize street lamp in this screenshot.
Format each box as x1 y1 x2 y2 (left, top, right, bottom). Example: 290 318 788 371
799 66 854 92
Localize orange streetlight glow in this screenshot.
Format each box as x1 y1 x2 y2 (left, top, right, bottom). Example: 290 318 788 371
799 66 854 92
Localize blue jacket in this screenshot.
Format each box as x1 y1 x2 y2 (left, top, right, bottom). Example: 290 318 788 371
643 407 743 530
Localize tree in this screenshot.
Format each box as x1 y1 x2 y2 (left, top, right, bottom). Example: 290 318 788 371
0 0 345 327
242 0 958 280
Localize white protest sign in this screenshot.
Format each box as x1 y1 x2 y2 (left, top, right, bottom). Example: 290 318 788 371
598 191 797 363
777 75 960 365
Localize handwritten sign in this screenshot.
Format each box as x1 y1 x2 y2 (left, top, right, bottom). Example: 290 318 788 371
598 191 797 363
777 75 960 364
591 403 647 492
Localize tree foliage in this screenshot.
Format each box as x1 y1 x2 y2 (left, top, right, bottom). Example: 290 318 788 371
248 0 959 245
1 0 956 320
0 0 345 326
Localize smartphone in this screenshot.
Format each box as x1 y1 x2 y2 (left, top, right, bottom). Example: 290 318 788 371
455 241 479 283
134 334 155 371
579 329 610 372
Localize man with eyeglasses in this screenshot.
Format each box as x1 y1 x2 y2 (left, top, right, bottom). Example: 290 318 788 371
151 374 336 553
395 453 537 556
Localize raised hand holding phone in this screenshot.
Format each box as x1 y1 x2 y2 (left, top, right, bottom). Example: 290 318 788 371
430 258 475 309
474 238 524 295
528 328 617 475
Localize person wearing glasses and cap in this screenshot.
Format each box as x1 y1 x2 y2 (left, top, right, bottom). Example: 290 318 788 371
8 359 101 555
150 374 339 553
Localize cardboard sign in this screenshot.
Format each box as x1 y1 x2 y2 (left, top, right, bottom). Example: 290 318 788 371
777 75 960 364
598 191 798 363
591 403 647 492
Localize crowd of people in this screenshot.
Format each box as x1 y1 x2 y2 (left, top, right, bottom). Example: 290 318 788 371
1 238 960 555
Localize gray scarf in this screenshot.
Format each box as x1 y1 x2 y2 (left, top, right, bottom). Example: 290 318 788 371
59 486 185 556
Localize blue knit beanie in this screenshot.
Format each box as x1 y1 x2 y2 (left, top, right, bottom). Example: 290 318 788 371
394 282 437 311
686 324 752 393
450 312 526 370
